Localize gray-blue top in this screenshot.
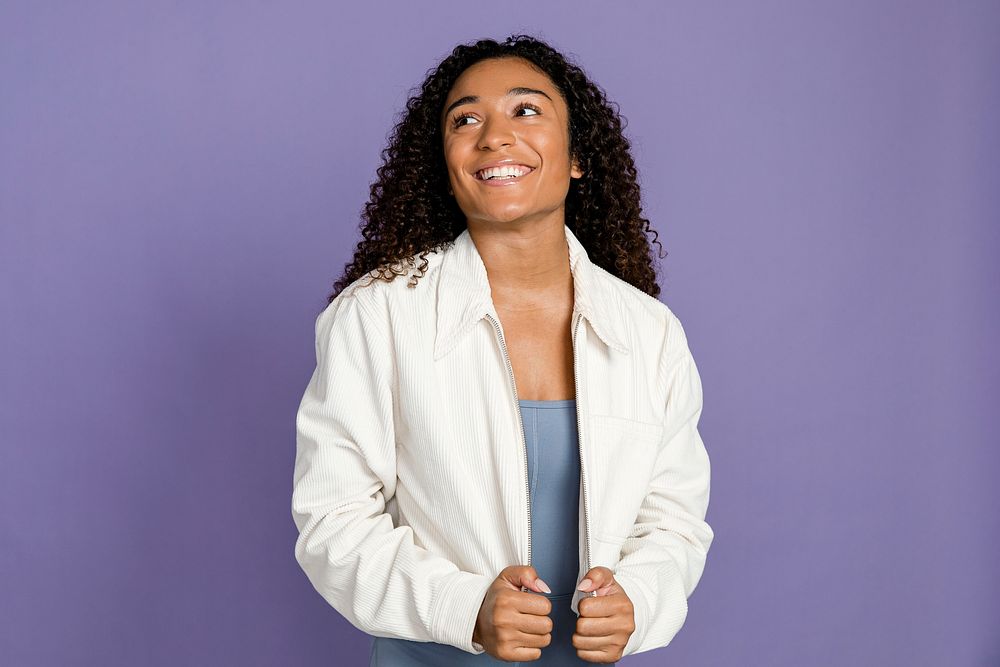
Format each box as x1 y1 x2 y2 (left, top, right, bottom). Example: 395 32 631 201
369 398 614 666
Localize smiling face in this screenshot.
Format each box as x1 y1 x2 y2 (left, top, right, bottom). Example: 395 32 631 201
441 57 583 230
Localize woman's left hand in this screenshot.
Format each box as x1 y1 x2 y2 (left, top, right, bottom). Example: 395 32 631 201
573 566 635 663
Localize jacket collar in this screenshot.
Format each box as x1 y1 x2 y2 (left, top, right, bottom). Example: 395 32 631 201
433 224 630 360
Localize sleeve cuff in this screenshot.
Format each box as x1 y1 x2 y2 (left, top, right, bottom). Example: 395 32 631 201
430 570 495 654
613 568 651 657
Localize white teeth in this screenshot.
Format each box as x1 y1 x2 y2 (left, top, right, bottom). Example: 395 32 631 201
477 165 531 180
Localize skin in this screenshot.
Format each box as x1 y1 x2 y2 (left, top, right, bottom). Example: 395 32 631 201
441 56 582 402
573 566 636 663
441 56 636 663
440 56 582 295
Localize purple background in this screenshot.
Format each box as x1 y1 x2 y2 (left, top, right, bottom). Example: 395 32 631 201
2 2 997 665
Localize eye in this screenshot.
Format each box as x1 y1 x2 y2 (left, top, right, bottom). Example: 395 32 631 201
514 101 542 116
450 101 543 128
451 112 475 128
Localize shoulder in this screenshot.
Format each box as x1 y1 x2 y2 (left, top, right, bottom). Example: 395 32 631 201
314 249 447 352
594 264 687 332
333 245 449 318
591 264 693 361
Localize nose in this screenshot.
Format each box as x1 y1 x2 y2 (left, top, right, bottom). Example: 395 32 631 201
478 114 517 152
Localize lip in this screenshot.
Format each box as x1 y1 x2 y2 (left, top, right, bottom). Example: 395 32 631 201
472 158 536 180
475 168 535 187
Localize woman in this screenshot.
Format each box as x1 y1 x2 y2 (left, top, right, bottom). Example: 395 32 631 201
291 35 714 665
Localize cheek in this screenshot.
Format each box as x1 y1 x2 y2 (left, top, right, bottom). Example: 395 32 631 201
530 132 571 169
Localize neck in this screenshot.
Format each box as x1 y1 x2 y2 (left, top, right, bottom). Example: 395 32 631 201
466 220 573 309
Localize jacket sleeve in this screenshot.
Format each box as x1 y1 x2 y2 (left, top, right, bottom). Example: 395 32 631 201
291 290 494 654
612 320 714 657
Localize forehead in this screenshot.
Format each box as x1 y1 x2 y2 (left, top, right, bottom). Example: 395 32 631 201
445 57 561 105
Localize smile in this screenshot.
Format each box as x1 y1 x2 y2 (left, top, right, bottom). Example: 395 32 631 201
474 166 535 186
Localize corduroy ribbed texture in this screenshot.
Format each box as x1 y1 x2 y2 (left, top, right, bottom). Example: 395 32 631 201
291 224 713 657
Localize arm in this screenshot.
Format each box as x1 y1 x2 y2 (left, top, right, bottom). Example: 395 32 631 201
291 291 494 653
612 319 714 657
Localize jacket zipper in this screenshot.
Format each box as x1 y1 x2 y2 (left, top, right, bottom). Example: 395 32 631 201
486 311 594 598
485 313 533 588
572 311 595 597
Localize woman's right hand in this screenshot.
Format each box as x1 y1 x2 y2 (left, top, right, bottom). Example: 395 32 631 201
472 565 553 661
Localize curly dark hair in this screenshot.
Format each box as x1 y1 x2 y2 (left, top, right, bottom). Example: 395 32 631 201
327 33 665 304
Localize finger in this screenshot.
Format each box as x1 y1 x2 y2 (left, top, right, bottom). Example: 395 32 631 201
521 575 551 594
516 608 555 636
534 577 552 594
513 590 554 616
572 630 617 651
576 646 620 663
508 567 551 594
575 613 619 637
513 628 553 649
578 594 620 618
577 566 614 593
592 579 617 596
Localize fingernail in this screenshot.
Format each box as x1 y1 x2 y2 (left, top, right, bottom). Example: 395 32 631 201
577 578 592 591
537 578 551 593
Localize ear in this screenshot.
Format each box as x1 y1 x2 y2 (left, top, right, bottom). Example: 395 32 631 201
571 156 584 179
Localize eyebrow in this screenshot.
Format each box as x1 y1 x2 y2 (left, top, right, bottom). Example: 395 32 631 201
444 87 554 118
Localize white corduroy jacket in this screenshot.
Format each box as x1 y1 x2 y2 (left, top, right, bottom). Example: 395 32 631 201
291 223 713 657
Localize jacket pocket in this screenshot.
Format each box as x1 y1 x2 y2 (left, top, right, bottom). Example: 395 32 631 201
587 414 664 544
